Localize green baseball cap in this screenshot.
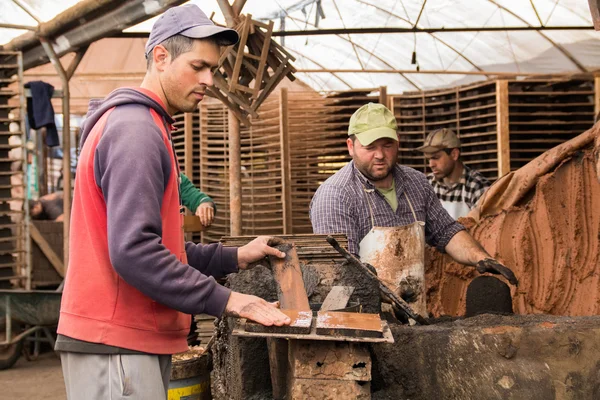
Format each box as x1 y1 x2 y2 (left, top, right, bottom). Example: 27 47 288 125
348 103 398 146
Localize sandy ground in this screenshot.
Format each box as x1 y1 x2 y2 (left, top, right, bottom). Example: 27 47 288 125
0 352 66 399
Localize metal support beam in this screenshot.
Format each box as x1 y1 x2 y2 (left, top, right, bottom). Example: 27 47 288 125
228 110 242 236
14 0 187 71
12 0 42 24
269 26 594 36
0 23 36 31
40 38 72 274
295 68 587 77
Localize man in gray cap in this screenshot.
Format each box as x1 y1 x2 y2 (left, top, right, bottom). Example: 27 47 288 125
56 5 290 399
417 128 490 219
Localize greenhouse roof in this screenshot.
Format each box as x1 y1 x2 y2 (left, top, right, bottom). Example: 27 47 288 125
2 0 600 92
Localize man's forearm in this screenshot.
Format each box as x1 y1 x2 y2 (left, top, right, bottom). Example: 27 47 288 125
444 230 490 266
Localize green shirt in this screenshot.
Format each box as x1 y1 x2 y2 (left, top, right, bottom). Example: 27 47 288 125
180 173 215 213
376 180 398 212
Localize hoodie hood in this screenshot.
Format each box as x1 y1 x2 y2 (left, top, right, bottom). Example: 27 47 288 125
80 88 174 148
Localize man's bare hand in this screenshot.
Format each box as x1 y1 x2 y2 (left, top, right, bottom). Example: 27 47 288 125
225 292 291 326
237 236 286 270
476 258 518 286
195 202 214 227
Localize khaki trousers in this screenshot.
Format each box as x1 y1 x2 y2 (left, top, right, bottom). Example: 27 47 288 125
60 352 172 400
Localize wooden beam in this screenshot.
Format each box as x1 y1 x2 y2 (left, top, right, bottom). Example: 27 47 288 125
30 224 64 278
279 88 292 234
590 0 600 30
496 79 511 177
228 110 242 235
216 0 236 27
232 0 247 16
595 76 600 117
66 46 89 80
379 86 388 108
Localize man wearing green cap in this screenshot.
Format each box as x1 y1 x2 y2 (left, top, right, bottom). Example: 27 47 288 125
310 103 517 310
417 128 490 219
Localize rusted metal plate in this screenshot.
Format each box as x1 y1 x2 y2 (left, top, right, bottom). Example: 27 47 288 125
288 378 371 400
316 311 383 338
289 340 371 381
233 319 394 344
245 310 312 334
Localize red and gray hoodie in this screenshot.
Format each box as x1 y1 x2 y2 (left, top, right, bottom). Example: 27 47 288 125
57 88 237 355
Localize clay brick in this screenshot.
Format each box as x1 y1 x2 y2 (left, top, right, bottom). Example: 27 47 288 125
289 341 371 381
288 378 371 400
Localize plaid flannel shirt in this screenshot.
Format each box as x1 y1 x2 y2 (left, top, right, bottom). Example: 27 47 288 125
428 165 490 211
310 161 465 255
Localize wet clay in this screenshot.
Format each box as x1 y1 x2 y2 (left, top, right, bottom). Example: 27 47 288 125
427 149 600 317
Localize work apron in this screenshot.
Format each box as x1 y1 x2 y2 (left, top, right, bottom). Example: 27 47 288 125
358 190 427 316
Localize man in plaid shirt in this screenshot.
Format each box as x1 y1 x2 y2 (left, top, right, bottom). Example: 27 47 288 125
417 128 490 219
310 103 517 285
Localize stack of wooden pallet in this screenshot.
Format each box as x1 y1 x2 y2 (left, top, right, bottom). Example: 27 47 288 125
0 51 27 289
209 14 296 126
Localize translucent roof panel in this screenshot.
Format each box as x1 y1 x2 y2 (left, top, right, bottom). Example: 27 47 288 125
3 1 600 93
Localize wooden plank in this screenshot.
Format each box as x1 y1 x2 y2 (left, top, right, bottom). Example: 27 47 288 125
496 79 511 177
316 311 383 338
267 338 288 400
280 88 292 234
269 242 310 311
233 319 395 343
252 19 274 99
320 286 354 311
246 310 312 334
183 215 206 232
30 223 64 278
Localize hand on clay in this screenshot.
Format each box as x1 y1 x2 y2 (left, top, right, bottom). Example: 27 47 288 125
225 292 291 326
237 236 286 270
476 258 519 286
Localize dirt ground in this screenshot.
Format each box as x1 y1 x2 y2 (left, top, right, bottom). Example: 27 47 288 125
0 352 66 399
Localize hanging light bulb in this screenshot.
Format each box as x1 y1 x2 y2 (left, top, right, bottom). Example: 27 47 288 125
411 51 417 65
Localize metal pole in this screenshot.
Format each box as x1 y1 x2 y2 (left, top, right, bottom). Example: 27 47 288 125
40 39 71 273
228 110 242 236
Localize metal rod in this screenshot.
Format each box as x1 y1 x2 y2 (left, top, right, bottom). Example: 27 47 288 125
294 68 586 77
269 25 595 36
40 38 71 273
110 24 596 40
12 0 43 24
228 110 242 236
0 23 36 30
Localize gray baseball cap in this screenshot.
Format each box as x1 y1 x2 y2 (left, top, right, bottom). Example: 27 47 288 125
145 4 239 58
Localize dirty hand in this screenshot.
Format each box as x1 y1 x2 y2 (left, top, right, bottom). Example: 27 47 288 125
237 236 286 270
225 292 291 326
195 202 215 227
476 258 518 286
